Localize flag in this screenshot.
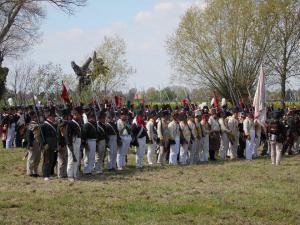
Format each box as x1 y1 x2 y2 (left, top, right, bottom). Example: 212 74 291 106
114 96 123 108
213 91 218 108
253 65 266 124
61 81 70 103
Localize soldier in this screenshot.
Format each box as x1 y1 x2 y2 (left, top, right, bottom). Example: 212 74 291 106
200 110 210 162
253 118 263 158
157 110 170 165
208 108 220 161
26 111 41 177
131 112 147 169
106 111 119 172
82 110 97 175
168 112 180 165
117 109 132 170
95 110 107 174
267 111 285 165
56 109 69 178
188 111 198 164
227 108 239 159
179 112 192 165
218 111 231 160
243 112 255 160
66 106 82 181
238 112 246 158
40 108 57 181
146 111 158 165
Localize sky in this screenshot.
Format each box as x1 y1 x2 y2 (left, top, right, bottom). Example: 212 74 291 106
10 0 205 90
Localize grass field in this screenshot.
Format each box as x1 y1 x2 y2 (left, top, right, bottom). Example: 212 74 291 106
0 148 299 225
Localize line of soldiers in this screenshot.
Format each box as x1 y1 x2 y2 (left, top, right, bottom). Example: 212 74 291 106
0 102 299 181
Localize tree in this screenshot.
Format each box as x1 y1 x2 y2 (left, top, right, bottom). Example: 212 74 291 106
0 0 87 99
167 0 274 106
92 35 135 97
265 0 300 107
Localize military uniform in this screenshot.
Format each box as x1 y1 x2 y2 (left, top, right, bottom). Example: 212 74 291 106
218 116 230 160
188 116 198 164
146 117 157 165
95 117 107 174
117 114 132 170
40 117 58 179
208 114 220 161
179 120 191 165
57 120 68 178
243 115 255 160
82 117 97 174
26 120 41 176
267 112 285 165
66 118 82 179
200 116 210 162
132 116 147 169
168 118 180 165
157 113 169 165
228 114 239 159
106 112 119 171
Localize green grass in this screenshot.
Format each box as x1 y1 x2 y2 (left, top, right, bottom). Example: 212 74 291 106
0 149 299 225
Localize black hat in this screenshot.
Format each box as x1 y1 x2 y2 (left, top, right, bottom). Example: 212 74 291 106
44 107 56 117
272 110 282 120
72 106 82 114
147 111 157 119
97 110 106 119
160 110 169 118
120 108 128 116
106 110 115 119
87 110 96 118
178 112 187 121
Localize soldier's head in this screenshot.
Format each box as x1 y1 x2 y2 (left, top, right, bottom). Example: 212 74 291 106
172 112 179 122
72 106 82 121
120 108 128 121
87 110 96 123
98 110 106 123
232 107 239 118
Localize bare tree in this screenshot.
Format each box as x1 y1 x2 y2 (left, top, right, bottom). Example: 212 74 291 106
265 0 300 107
92 35 135 97
167 0 274 105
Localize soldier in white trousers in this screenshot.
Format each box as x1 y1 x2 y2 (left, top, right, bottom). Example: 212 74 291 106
201 110 210 162
157 111 170 165
267 111 286 166
188 112 198 164
146 111 158 165
117 109 132 170
243 112 255 160
228 108 240 159
219 112 231 160
132 113 147 169
82 111 97 175
168 112 180 165
66 107 82 181
179 113 191 165
95 111 107 174
106 111 119 171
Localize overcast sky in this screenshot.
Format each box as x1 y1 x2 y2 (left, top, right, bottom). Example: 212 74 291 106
8 0 205 90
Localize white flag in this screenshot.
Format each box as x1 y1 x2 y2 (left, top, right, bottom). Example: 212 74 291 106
253 65 266 124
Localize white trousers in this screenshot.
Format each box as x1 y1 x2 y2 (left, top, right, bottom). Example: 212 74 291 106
67 137 81 178
157 140 168 165
6 124 15 149
229 134 239 159
95 139 106 173
245 129 255 160
201 135 209 162
147 142 157 165
136 136 146 168
83 139 96 174
107 135 117 170
117 135 132 169
180 137 190 165
169 136 180 165
270 142 282 165
189 139 198 164
254 135 261 157
220 133 229 160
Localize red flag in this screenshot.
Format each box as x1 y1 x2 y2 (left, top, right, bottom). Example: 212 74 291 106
213 91 218 108
114 96 123 107
61 81 70 103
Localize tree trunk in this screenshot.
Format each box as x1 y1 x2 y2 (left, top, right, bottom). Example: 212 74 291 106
280 76 286 108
